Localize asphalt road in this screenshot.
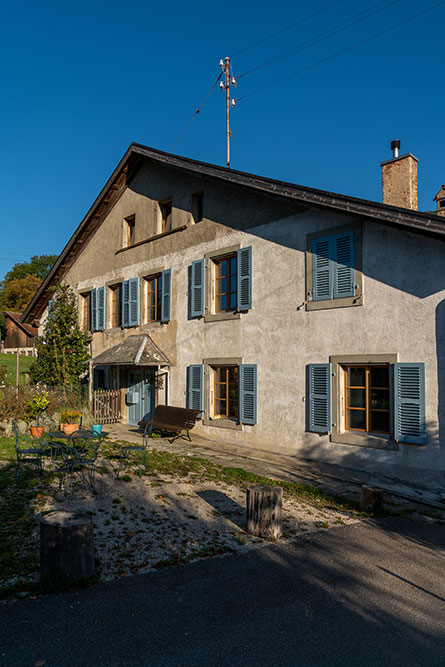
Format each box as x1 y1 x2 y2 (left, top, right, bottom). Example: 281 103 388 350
1 518 444 667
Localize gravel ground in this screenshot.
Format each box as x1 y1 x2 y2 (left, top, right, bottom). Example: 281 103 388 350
6 455 361 590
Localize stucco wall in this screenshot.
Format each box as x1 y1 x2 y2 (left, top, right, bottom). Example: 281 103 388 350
55 163 445 488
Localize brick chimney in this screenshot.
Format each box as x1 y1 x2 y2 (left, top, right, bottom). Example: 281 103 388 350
433 185 445 217
380 140 418 210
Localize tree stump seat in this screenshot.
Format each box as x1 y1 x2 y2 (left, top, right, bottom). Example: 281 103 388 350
40 511 95 582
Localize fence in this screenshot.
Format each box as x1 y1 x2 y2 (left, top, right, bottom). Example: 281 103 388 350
92 389 122 424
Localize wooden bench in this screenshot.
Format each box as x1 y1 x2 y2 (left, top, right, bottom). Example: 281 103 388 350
138 405 201 444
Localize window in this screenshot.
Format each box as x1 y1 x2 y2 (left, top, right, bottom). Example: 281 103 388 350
213 366 239 420
307 357 426 447
160 200 172 233
344 365 390 434
123 215 135 247
109 284 121 328
146 274 162 322
94 368 106 390
187 362 257 426
80 292 91 330
190 246 252 320
192 192 203 223
214 255 237 312
306 223 362 311
143 269 172 324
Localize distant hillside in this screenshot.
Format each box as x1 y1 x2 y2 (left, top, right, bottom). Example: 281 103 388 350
0 353 35 385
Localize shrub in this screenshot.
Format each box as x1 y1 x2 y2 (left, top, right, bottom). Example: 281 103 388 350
24 392 49 423
60 409 82 424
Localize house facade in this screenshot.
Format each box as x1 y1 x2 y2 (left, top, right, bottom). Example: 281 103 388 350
22 143 445 489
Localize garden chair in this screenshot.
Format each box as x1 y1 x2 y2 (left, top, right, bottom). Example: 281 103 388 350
11 419 44 477
30 412 59 467
116 435 148 478
59 431 103 495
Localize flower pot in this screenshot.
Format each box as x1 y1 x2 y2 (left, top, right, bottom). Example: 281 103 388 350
60 423 79 435
30 426 44 439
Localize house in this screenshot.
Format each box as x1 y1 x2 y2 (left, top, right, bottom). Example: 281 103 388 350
21 142 445 489
2 311 37 356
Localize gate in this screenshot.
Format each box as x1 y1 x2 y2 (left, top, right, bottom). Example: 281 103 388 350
92 389 122 424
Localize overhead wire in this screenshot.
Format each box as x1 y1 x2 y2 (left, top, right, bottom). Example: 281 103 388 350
235 2 445 102
171 72 223 151
237 0 402 80
230 0 347 58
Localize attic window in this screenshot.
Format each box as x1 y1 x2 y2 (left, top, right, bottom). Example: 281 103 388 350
439 200 445 209
192 192 203 223
123 215 135 247
160 200 172 233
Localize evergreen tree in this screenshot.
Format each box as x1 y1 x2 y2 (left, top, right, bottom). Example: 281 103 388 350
30 285 91 386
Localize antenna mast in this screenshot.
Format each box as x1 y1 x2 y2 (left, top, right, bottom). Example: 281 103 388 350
220 57 236 168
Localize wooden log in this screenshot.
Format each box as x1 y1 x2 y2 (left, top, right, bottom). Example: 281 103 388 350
360 485 383 513
40 511 95 582
246 484 283 539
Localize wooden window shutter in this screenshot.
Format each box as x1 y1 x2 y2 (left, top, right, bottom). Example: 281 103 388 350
91 289 97 331
161 269 172 323
312 237 332 301
122 280 130 327
333 232 355 299
237 246 252 311
128 277 140 327
239 364 257 425
47 299 55 318
308 363 332 433
187 365 204 413
190 258 205 318
96 286 106 330
393 362 426 444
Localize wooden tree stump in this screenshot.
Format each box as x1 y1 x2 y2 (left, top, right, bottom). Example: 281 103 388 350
360 485 383 513
246 485 283 539
40 511 95 582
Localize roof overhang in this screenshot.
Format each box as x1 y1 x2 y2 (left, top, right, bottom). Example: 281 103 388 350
21 142 445 324
92 334 169 367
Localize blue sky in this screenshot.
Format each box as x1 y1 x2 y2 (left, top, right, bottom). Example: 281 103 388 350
1 0 444 281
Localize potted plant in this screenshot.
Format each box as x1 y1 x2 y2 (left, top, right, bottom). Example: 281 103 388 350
25 393 50 438
60 409 82 435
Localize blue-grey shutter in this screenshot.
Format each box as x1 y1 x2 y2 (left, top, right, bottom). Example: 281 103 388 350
308 363 331 432
96 286 106 330
239 364 257 425
237 246 252 311
161 269 171 323
47 299 55 318
393 363 426 444
312 237 332 301
187 365 203 413
190 259 205 318
333 232 355 299
91 289 97 331
122 280 130 327
128 277 140 327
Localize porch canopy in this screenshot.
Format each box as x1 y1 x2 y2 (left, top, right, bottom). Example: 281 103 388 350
91 334 169 367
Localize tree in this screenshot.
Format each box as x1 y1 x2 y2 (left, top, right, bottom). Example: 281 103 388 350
2 255 58 285
30 285 91 387
0 275 42 311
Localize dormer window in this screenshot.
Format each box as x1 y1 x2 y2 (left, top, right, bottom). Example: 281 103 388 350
123 215 135 247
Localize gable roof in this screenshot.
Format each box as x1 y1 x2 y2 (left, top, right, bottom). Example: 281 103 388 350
92 334 169 366
4 311 38 337
21 142 445 324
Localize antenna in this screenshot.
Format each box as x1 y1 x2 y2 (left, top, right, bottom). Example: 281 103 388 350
220 57 237 168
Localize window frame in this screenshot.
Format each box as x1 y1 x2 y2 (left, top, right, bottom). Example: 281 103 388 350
344 364 390 435
213 365 239 421
123 215 136 248
306 221 363 311
108 283 122 329
79 292 91 331
204 244 241 322
330 353 398 450
145 273 163 323
202 357 243 430
160 199 173 234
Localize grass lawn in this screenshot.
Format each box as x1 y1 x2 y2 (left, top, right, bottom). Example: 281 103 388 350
0 352 34 385
0 435 364 599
